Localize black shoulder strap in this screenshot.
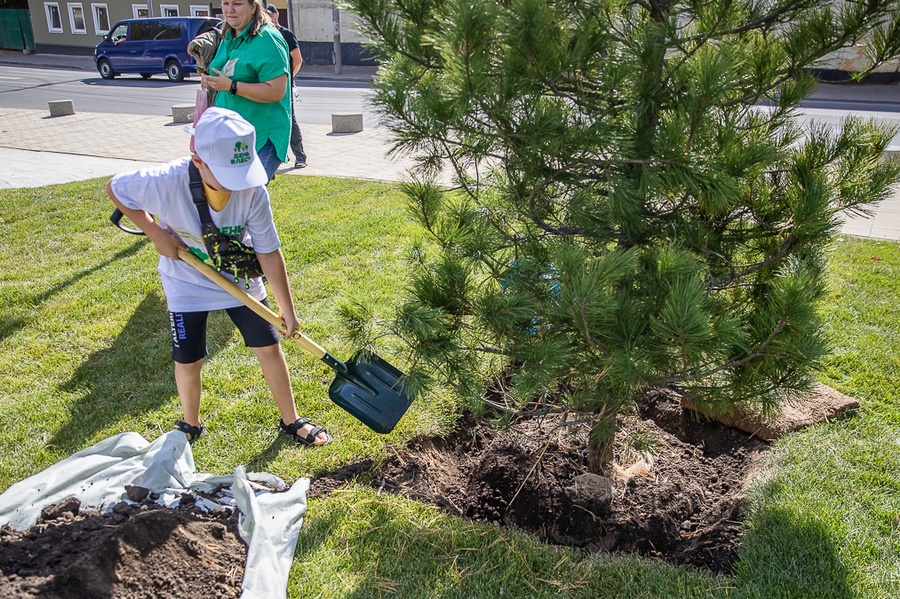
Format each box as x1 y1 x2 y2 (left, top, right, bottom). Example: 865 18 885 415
188 161 215 226
186 160 263 283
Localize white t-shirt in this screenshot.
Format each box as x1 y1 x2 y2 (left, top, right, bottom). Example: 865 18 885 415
111 157 281 312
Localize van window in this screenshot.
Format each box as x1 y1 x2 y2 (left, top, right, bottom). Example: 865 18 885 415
128 19 179 41
196 19 218 36
155 21 181 40
109 22 127 42
130 20 160 40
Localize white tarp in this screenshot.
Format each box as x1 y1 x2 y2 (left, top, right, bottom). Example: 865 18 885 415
0 431 308 599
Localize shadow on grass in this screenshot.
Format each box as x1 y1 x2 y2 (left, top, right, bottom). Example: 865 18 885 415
0 313 26 346
246 423 348 474
246 435 289 472
735 504 854 599
51 293 232 453
0 239 147 344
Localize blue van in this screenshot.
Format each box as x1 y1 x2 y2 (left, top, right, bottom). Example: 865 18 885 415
94 17 220 82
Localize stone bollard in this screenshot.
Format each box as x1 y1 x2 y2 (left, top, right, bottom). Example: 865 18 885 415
48 100 75 117
331 113 363 133
171 104 194 124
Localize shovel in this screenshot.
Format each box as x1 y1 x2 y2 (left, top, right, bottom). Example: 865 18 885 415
176 247 414 434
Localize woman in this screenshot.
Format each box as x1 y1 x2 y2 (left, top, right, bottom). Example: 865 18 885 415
202 0 290 180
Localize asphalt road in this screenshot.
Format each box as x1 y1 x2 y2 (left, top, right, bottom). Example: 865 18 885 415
0 65 378 127
1 63 897 144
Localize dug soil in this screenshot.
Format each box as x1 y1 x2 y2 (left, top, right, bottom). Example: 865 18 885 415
0 391 768 596
312 389 770 574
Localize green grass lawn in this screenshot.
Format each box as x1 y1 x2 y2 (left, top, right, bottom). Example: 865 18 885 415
1 175 898 598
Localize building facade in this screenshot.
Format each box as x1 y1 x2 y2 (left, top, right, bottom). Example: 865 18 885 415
24 0 375 65
21 0 898 75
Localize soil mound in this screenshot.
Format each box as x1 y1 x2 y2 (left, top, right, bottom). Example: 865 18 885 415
0 497 245 598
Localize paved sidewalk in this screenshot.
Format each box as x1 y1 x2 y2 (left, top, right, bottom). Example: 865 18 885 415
0 107 423 187
1 52 898 240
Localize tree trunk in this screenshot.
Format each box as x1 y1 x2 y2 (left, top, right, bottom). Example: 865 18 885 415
587 433 614 475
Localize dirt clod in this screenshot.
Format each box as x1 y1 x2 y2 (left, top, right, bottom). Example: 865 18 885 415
39 498 80 523
124 485 150 503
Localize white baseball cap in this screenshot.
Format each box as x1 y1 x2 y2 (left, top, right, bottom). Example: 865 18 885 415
188 107 268 190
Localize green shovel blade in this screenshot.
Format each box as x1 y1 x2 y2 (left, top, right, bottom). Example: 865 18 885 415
328 351 415 434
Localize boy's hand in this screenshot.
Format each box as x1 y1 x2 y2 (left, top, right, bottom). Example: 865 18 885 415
148 228 187 259
280 310 301 339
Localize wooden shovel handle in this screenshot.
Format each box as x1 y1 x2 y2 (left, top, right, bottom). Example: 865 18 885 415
176 247 327 360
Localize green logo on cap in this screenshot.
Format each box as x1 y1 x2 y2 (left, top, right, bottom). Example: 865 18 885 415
231 141 251 165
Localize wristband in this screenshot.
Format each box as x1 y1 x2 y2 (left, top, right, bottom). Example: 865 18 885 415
229 80 238 96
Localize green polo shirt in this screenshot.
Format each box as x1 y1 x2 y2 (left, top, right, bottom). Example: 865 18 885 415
211 23 291 161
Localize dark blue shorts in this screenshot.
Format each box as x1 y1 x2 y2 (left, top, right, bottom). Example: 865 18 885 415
169 300 281 364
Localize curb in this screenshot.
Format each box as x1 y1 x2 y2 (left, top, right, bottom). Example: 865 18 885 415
0 58 93 71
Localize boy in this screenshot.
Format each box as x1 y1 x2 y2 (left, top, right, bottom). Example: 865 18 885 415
107 107 331 446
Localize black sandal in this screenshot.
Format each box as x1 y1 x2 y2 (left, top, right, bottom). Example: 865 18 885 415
174 420 205 442
279 418 332 447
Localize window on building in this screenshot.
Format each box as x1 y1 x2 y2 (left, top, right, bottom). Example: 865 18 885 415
91 3 110 35
190 5 210 17
132 4 149 18
68 3 86 34
44 2 63 33
160 4 179 16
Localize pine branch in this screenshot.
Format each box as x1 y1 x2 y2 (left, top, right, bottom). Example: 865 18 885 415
708 234 798 290
661 309 792 385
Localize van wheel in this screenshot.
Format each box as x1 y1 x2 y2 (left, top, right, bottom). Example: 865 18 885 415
165 60 184 82
98 59 115 80
140 73 152 80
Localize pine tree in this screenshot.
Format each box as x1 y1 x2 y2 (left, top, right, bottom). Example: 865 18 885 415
344 0 900 472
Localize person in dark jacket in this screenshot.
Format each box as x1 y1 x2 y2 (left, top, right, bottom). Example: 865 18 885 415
267 4 307 169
